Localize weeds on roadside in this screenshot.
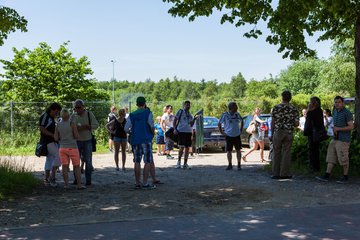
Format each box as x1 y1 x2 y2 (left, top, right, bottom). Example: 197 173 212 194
0 157 39 200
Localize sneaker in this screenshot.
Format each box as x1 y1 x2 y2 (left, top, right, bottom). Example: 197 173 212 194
175 161 181 169
183 163 191 169
167 154 175 160
142 184 156 190
109 148 113 152
116 167 120 171
50 179 57 187
316 175 329 182
336 176 348 184
44 179 50 186
226 165 233 170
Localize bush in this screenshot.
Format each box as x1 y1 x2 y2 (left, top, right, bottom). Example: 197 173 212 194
291 131 360 176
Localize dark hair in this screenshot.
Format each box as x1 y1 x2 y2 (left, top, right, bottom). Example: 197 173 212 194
184 100 191 105
166 105 172 109
46 102 62 114
310 96 321 108
228 102 237 110
324 108 332 116
281 90 292 102
334 96 344 102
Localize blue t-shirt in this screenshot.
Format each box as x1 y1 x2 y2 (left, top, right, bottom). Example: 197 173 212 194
333 107 353 142
155 123 164 137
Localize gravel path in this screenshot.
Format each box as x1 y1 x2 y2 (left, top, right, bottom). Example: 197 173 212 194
1 149 360 230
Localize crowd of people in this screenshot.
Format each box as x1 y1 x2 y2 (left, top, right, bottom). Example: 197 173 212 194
38 92 354 191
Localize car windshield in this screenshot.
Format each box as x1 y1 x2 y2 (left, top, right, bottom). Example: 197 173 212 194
203 117 219 127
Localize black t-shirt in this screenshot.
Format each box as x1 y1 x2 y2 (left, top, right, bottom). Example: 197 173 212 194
39 112 56 144
114 119 127 139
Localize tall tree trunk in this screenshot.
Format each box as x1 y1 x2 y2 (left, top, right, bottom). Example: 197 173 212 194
355 16 360 140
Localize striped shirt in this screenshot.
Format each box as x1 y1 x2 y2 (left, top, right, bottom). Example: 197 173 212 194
333 107 353 142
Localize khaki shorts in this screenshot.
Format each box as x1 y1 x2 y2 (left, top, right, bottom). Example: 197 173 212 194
326 140 350 166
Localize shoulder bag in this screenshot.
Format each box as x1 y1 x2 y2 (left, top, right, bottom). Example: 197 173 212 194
88 111 97 152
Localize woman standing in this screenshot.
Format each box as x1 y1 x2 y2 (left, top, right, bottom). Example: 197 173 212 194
242 107 267 162
304 96 324 172
105 109 127 171
55 109 85 189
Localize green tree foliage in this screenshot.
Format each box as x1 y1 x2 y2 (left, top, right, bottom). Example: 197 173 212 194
245 78 277 99
0 42 108 102
317 39 355 96
229 72 247 98
0 6 27 46
277 59 326 95
162 0 360 138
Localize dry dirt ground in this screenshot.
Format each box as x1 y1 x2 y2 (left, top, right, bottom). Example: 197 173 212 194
1 148 360 230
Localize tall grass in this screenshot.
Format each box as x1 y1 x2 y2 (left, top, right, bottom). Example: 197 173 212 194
0 157 39 200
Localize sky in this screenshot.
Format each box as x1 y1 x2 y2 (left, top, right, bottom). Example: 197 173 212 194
0 1 333 83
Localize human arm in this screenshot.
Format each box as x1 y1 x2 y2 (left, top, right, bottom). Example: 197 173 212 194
40 126 55 138
105 119 116 134
72 122 79 139
54 126 59 142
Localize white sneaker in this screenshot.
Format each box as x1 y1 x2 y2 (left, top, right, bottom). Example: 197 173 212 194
175 161 181 169
183 163 191 169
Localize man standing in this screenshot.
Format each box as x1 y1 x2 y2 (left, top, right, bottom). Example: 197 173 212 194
124 96 156 189
71 99 99 186
173 101 197 169
316 96 353 183
218 102 244 170
271 90 299 179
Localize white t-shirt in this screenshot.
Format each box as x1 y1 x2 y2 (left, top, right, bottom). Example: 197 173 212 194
219 112 243 137
175 109 194 133
324 116 334 136
299 116 306 131
161 112 174 131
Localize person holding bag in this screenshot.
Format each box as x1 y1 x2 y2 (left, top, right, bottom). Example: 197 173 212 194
304 96 325 172
70 99 99 186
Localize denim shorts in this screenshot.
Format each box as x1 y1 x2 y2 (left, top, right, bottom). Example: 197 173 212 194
156 135 165 144
132 142 153 164
114 137 128 143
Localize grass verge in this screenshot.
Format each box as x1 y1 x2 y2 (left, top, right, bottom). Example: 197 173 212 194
0 157 39 200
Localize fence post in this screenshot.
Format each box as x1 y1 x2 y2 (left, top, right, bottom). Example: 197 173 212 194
10 101 14 136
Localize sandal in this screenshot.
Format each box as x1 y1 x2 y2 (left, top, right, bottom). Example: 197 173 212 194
242 156 247 162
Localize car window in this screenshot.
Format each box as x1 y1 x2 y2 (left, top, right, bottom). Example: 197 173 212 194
203 117 219 127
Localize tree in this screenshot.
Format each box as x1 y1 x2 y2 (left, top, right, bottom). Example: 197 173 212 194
0 6 27 46
162 0 360 138
245 79 278 98
229 72 247 98
0 42 108 102
277 58 325 95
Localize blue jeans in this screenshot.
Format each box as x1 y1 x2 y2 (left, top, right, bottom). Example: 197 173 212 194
77 140 93 184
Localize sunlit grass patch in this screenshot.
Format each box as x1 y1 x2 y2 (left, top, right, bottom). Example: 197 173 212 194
0 157 39 200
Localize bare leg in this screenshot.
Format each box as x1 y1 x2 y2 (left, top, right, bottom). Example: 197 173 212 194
242 141 259 161
114 142 120 170
143 163 150 185
184 147 190 165
134 162 141 186
62 165 69 187
227 151 232 166
258 140 265 162
120 142 127 171
178 147 184 164
74 165 83 188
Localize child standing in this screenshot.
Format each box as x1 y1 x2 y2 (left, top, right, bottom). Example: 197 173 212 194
155 116 166 156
